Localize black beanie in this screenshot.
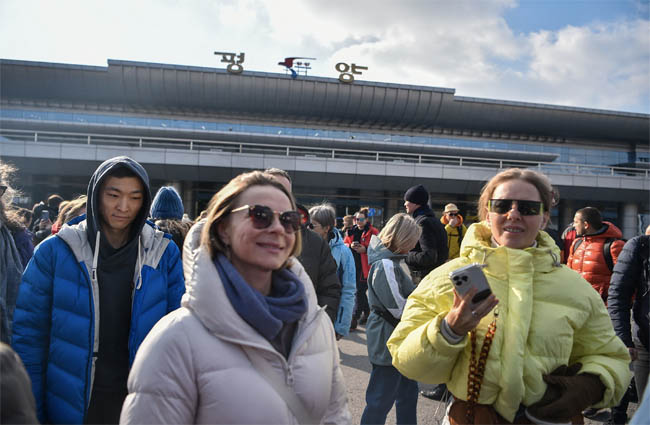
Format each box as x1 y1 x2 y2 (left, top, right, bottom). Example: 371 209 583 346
404 184 429 206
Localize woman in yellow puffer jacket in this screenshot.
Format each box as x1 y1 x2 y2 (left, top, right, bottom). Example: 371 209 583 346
388 168 631 425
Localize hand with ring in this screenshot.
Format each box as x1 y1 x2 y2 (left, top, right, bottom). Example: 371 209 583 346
446 286 499 335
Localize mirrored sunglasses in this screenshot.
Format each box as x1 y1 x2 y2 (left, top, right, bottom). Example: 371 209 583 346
488 199 544 216
231 204 301 233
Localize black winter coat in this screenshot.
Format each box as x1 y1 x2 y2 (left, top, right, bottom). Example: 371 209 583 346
607 235 649 351
298 227 342 323
0 342 38 424
406 206 448 276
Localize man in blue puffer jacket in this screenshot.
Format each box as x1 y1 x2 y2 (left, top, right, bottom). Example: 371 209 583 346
12 156 185 424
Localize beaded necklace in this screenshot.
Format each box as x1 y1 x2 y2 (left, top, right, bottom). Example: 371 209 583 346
466 308 499 423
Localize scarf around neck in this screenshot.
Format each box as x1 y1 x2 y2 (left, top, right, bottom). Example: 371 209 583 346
214 253 307 341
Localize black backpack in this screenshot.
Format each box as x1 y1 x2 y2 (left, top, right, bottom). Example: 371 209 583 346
573 237 623 272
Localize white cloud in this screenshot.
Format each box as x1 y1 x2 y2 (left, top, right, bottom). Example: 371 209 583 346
0 0 648 112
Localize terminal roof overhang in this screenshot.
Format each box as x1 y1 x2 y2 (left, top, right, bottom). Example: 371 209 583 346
1 58 649 145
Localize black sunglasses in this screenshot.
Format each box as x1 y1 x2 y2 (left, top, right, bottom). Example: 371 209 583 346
447 212 459 217
0 185 6 196
231 204 301 234
488 199 544 216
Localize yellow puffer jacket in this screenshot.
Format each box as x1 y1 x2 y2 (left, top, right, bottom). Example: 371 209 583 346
387 222 631 422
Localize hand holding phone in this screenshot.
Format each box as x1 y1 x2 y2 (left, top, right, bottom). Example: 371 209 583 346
445 263 498 335
449 263 492 307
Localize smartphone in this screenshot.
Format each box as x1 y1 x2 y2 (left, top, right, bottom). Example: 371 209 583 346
41 210 50 221
449 263 492 306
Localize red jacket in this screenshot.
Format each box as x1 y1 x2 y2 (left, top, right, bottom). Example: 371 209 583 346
567 221 625 303
344 224 379 280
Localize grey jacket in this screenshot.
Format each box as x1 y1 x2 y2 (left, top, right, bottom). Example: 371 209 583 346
366 235 416 366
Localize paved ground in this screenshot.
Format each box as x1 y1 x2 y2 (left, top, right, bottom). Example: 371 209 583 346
338 324 638 425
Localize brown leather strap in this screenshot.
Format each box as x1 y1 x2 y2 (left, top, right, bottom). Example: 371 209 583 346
466 310 498 423
449 400 584 425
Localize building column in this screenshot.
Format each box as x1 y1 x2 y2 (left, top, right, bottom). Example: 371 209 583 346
164 180 193 218
385 198 401 224
620 202 638 239
182 184 195 219
559 200 575 231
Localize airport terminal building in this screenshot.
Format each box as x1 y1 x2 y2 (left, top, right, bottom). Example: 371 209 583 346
1 58 649 237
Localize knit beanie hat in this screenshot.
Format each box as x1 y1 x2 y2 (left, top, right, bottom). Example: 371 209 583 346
150 186 184 220
404 184 429 206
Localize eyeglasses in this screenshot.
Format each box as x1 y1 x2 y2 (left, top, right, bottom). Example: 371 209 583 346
447 212 459 217
231 204 301 234
0 185 6 196
488 199 544 216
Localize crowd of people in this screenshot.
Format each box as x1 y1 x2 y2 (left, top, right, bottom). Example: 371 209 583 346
0 156 648 425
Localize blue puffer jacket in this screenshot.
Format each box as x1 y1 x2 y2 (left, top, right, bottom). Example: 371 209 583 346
11 217 185 424
329 228 356 336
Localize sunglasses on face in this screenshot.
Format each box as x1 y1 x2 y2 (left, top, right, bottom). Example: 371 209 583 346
447 212 459 217
488 199 544 216
356 217 366 222
231 204 301 234
0 185 6 197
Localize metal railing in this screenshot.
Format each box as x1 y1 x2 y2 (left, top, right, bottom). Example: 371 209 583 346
2 128 648 178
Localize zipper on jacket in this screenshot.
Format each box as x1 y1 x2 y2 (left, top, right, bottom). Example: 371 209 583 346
286 365 295 387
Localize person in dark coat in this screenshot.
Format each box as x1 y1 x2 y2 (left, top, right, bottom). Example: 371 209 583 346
403 184 449 401
0 342 39 424
608 235 649 405
30 194 63 246
265 168 341 323
403 184 448 282
0 162 31 344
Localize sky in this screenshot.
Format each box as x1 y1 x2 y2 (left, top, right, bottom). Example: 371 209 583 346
1 0 649 114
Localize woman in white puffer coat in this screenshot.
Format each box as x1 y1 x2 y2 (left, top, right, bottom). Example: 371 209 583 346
120 171 350 425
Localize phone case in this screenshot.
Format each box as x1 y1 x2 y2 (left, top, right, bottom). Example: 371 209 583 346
449 263 492 305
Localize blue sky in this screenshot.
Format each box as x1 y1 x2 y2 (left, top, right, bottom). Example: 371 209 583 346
504 0 648 33
1 0 648 113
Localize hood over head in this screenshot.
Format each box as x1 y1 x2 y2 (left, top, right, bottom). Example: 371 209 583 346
86 156 151 248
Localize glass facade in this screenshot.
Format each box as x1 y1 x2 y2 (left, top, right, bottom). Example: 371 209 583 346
0 107 631 167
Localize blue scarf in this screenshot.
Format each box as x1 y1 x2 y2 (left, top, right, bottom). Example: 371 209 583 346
214 253 308 341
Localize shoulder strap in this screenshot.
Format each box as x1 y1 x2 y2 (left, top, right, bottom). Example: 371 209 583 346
603 238 615 272
242 346 319 425
572 237 583 255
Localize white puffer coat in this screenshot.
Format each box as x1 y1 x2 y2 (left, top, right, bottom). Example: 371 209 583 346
120 223 350 425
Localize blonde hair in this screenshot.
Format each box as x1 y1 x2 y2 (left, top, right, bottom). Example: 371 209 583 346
55 195 87 227
201 171 302 265
478 168 554 221
378 213 421 254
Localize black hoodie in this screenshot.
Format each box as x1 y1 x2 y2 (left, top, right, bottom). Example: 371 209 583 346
84 157 152 402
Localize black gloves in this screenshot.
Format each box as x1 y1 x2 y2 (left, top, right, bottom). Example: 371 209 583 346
527 363 606 423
